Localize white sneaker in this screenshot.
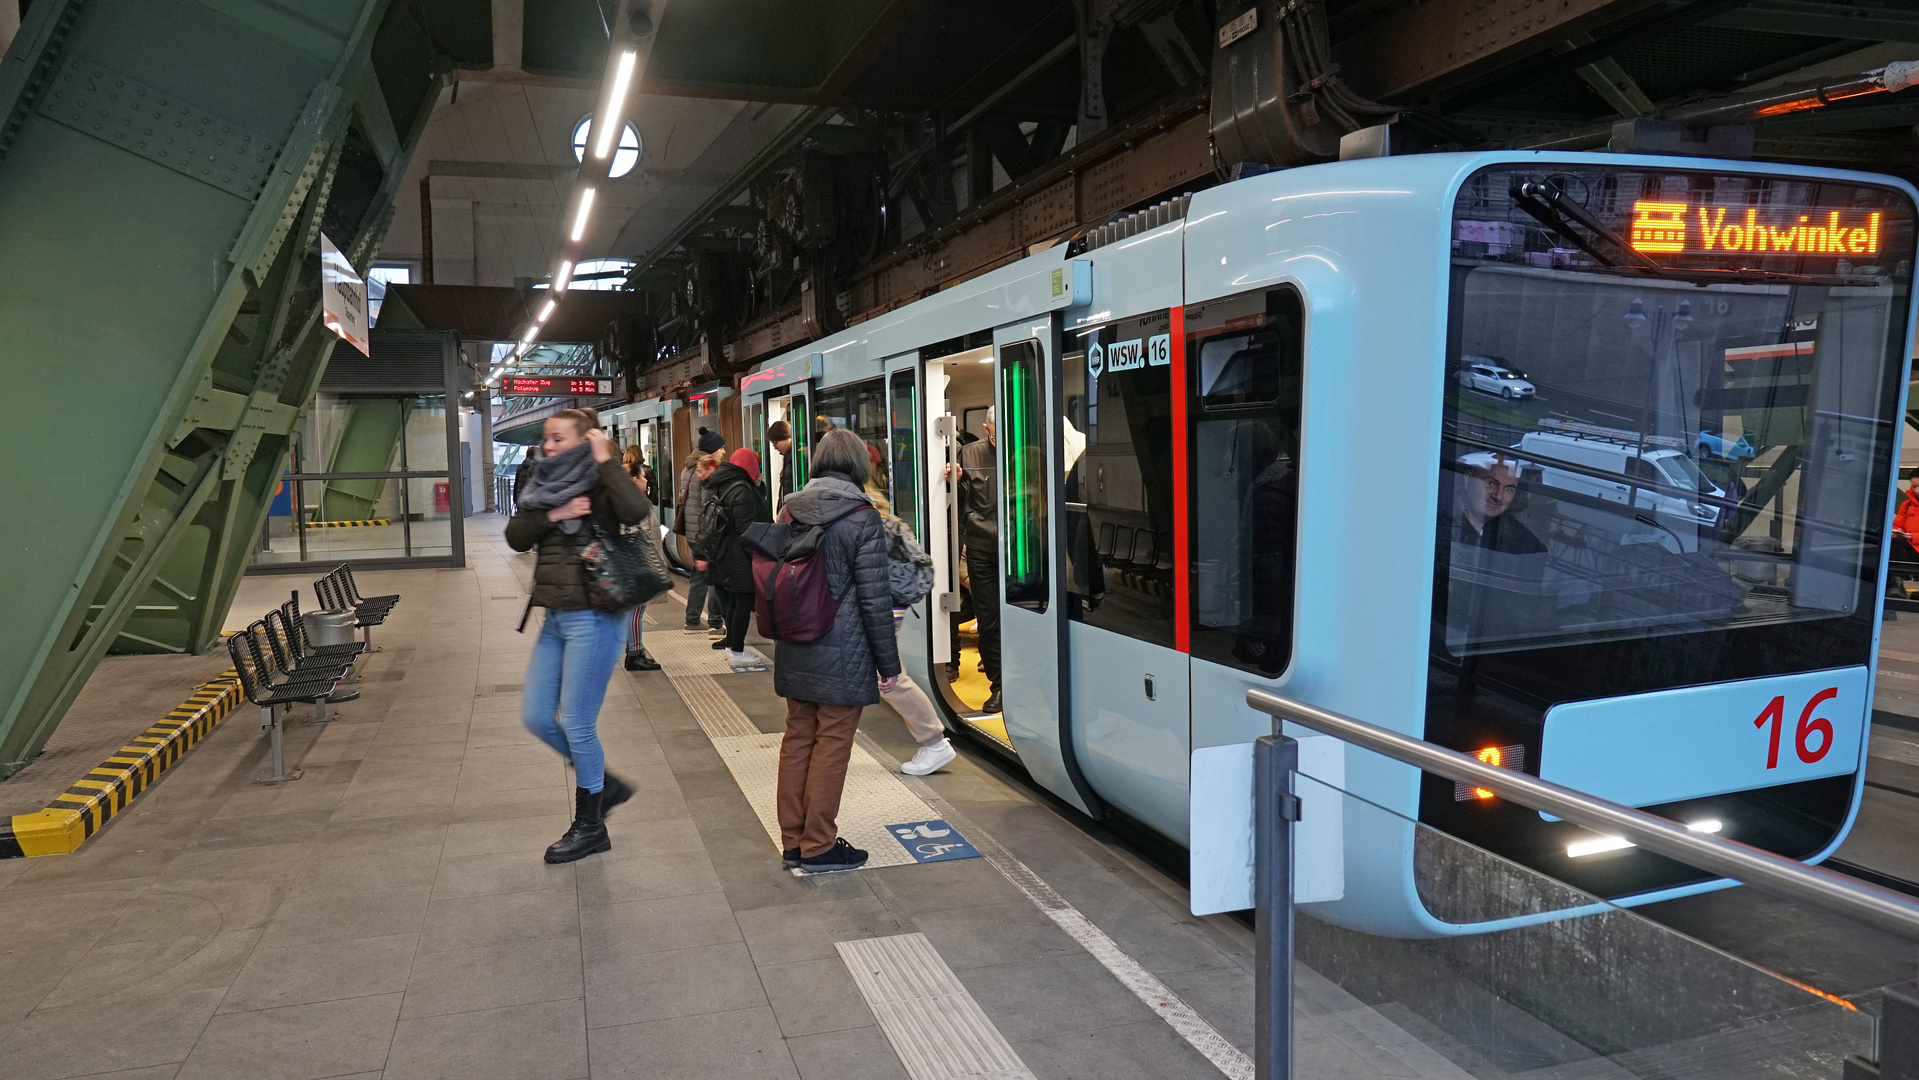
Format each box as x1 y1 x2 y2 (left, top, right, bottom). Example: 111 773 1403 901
900 738 957 776
727 649 768 672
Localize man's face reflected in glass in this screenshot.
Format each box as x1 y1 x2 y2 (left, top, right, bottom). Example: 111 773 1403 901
1458 462 1519 530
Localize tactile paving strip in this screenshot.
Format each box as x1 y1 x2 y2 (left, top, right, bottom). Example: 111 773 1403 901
837 933 1037 1080
667 675 759 740
648 592 930 867
711 732 929 869
643 628 763 676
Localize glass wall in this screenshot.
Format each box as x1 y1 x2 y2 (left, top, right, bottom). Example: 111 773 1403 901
256 390 463 568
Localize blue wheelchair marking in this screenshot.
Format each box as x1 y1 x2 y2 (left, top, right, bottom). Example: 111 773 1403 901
886 819 980 863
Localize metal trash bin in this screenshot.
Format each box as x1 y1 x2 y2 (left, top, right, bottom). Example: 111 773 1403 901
305 610 357 647
305 610 362 702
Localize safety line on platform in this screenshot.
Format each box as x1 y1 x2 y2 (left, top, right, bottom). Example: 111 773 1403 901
0 670 242 858
302 518 390 528
862 731 1257 1079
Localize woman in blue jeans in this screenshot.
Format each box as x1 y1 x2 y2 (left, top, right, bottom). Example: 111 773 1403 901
506 407 650 863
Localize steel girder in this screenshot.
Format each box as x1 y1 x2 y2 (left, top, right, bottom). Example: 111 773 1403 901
0 0 454 776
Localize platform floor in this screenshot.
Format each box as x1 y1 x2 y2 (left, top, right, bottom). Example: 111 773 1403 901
0 516 1285 1080
5 515 1918 1078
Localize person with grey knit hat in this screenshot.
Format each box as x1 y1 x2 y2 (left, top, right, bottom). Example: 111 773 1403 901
676 427 728 635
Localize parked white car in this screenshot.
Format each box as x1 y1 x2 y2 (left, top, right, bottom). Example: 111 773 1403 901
1457 357 1536 399
1515 431 1725 552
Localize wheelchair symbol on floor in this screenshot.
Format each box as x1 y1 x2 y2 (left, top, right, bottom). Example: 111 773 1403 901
886 819 981 863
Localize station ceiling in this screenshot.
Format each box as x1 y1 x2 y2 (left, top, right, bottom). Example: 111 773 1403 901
363 0 1919 378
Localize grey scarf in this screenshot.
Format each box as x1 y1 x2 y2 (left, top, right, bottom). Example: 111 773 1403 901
516 441 599 534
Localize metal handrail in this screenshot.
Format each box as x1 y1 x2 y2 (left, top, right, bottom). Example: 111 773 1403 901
1245 687 1919 943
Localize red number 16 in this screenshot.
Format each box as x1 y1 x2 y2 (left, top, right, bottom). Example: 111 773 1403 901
1753 688 1838 769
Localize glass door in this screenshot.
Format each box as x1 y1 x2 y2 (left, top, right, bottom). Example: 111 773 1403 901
993 316 1096 813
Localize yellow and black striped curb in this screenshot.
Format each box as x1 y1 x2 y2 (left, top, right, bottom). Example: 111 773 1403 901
0 671 242 858
303 519 390 529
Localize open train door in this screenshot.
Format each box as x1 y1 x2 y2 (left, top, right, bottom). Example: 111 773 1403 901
993 316 1101 814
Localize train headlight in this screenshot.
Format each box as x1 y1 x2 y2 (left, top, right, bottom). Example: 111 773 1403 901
1566 818 1722 858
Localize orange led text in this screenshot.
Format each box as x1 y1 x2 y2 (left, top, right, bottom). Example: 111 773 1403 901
1629 200 1881 257
1472 746 1502 800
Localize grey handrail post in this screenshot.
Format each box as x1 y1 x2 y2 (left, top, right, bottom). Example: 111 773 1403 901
1255 729 1299 1080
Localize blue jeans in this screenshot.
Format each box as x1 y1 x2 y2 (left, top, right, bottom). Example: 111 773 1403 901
522 608 628 793
684 566 724 627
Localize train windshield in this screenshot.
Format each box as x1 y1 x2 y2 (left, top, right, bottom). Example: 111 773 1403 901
1439 165 1915 656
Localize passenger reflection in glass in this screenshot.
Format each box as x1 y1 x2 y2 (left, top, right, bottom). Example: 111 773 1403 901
1450 452 1546 554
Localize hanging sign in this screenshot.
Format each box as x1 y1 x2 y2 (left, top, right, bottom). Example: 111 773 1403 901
320 233 370 356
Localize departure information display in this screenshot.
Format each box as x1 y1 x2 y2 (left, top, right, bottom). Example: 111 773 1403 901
1630 201 1883 257
499 377 614 397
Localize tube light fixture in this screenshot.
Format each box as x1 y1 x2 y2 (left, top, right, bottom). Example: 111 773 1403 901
570 188 596 242
538 299 556 323
1566 819 1723 859
553 260 573 293
592 50 638 160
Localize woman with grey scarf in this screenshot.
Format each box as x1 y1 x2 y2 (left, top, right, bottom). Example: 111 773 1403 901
505 408 650 863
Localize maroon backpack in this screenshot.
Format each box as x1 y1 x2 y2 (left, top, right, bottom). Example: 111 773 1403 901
742 504 873 642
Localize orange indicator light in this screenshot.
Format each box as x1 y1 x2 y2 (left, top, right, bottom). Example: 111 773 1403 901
1629 201 1689 253
1472 746 1502 800
1627 200 1881 257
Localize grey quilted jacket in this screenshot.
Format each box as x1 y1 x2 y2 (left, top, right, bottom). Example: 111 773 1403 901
771 474 902 707
674 460 715 548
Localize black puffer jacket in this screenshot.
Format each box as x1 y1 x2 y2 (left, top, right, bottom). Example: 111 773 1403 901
771 473 901 707
504 459 650 609
696 463 767 593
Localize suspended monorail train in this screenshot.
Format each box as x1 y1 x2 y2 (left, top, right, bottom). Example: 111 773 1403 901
609 151 1918 936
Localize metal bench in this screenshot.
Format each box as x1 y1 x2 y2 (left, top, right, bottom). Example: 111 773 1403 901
228 623 344 783
315 565 398 651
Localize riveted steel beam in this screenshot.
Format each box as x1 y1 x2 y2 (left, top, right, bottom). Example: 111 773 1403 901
0 0 451 774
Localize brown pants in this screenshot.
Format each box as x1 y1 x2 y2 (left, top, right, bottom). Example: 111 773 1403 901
778 699 863 858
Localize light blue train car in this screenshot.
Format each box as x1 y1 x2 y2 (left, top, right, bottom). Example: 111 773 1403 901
729 151 1918 936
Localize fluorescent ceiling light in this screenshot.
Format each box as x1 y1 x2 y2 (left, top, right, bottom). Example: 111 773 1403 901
570 188 596 242
538 299 556 323
553 261 573 293
593 50 638 160
1566 819 1723 859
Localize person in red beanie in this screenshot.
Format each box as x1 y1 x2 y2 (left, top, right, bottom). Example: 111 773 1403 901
695 446 769 670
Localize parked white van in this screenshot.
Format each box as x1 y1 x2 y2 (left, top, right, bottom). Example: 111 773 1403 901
1514 431 1726 552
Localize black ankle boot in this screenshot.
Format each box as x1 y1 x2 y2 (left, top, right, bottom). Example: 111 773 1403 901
601 773 633 816
545 787 610 863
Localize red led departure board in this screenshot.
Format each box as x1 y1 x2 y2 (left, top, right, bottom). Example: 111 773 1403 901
498 376 614 397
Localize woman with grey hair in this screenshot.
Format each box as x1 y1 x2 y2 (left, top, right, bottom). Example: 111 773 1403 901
771 427 902 873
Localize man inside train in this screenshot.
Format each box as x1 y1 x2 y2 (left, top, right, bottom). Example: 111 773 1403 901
767 420 793 504
950 408 1002 715
1451 450 1546 555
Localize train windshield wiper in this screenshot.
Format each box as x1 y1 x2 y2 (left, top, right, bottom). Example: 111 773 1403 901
1506 178 1874 288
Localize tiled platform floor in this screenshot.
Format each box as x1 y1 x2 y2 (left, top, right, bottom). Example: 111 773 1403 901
4 514 1915 1079
0 517 1277 1080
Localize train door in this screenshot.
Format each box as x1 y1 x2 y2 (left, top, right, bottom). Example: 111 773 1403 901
994 316 1096 814
761 386 807 506
886 356 933 686
922 343 1000 742
1059 308 1188 837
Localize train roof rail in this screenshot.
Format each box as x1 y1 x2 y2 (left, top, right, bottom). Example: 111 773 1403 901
1245 687 1919 943
1533 417 1689 450
1068 194 1193 256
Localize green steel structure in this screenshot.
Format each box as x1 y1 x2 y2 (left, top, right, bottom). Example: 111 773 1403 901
0 0 475 777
